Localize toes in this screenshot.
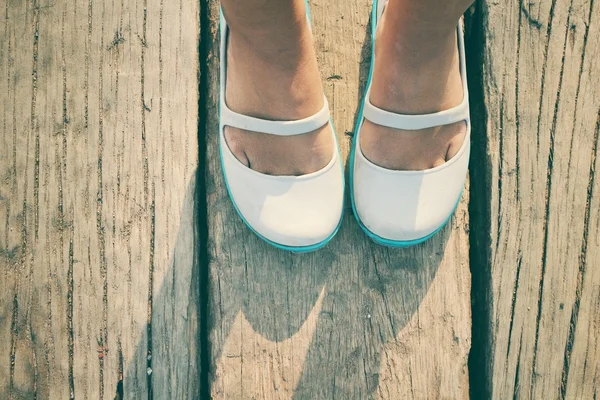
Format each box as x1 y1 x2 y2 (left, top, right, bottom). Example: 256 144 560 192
445 137 462 162
445 121 467 161
224 127 250 167
432 157 447 168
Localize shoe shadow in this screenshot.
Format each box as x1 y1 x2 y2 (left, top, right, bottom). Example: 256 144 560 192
293 219 450 399
209 211 450 399
121 173 202 399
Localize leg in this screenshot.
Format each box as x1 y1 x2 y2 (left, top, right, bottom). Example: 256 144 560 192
221 0 333 175
360 0 474 170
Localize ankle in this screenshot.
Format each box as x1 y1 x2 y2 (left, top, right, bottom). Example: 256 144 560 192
222 0 308 37
225 8 314 63
382 0 465 42
378 14 458 68
226 31 324 120
230 34 311 73
371 25 462 114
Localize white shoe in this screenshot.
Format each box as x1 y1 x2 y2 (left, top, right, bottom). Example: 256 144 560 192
219 5 344 252
350 0 470 247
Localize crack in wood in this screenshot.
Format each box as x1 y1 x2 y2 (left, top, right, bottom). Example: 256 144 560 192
95 0 108 396
28 307 38 398
497 94 504 255
68 235 75 399
147 185 156 400
466 2 493 399
506 253 523 363
9 293 18 399
515 0 523 204
535 0 558 156
520 2 544 30
31 0 40 240
198 0 212 398
512 332 523 400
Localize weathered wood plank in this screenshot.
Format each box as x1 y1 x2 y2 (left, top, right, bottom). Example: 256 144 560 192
0 1 38 398
479 0 600 397
205 0 471 398
0 0 200 397
564 114 599 399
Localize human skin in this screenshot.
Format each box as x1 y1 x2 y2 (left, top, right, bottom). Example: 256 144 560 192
220 0 475 175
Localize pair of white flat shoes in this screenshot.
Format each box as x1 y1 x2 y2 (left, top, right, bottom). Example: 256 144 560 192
219 0 471 252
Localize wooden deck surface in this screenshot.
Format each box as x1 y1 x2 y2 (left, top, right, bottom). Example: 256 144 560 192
472 0 600 398
0 0 598 398
0 0 201 397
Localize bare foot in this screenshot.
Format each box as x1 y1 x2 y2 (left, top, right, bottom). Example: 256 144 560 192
360 7 467 171
224 17 333 176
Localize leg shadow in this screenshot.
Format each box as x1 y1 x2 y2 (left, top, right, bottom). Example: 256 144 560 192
207 19 453 398
122 173 201 399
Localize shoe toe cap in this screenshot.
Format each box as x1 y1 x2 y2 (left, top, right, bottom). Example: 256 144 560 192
352 140 469 242
223 148 344 248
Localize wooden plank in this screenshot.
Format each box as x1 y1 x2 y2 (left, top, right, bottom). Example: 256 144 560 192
0 0 200 397
479 0 600 397
0 0 38 397
205 0 471 398
564 114 600 399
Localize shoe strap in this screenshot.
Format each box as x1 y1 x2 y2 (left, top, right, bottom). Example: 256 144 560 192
221 97 330 136
220 7 330 137
363 90 469 131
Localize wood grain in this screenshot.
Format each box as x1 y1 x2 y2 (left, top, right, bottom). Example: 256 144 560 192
478 0 600 397
0 0 200 397
7 0 598 396
205 0 471 398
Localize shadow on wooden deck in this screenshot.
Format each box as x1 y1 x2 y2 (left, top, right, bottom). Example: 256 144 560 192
119 174 202 399
201 1 471 395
